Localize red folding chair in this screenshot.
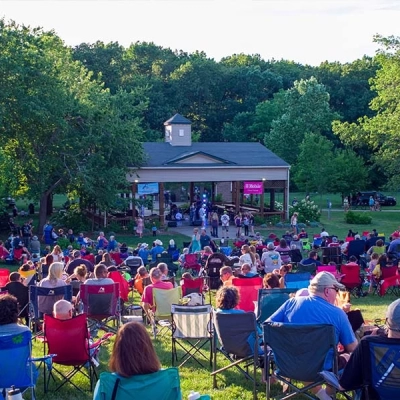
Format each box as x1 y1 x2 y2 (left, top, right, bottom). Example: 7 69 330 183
377 266 399 296
43 313 112 393
0 268 10 288
13 248 23 262
108 271 129 303
340 264 364 297
79 282 121 333
183 254 202 274
110 252 123 266
232 276 263 312
180 277 207 305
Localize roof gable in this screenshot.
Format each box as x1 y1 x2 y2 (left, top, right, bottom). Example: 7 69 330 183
164 151 235 165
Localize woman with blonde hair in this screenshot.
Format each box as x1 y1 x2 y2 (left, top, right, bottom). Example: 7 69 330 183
189 228 201 253
239 244 257 274
37 261 67 315
51 244 64 263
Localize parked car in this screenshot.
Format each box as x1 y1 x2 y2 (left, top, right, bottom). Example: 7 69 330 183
357 191 397 207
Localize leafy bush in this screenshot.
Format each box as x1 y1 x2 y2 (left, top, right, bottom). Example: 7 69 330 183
56 237 80 250
344 211 372 225
52 204 91 232
214 194 223 203
291 198 321 223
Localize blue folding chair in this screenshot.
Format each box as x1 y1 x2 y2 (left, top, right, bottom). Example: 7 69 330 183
29 285 73 335
0 330 52 399
220 247 232 257
284 272 311 289
256 288 297 325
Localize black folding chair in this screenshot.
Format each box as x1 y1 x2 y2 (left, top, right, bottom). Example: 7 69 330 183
171 304 213 368
263 322 338 400
212 312 261 400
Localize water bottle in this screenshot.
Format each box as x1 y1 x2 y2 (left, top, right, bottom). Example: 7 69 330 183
7 386 24 400
188 391 200 400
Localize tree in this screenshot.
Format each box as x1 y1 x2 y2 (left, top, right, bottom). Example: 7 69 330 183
292 133 335 195
333 35 400 188
0 20 146 231
264 77 340 164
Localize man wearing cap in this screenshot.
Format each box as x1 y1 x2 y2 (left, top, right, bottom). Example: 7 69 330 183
337 298 400 396
141 267 173 312
150 240 164 262
261 243 282 273
268 272 357 400
220 211 230 239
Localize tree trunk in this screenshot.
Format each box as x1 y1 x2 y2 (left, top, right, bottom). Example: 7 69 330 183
39 192 50 236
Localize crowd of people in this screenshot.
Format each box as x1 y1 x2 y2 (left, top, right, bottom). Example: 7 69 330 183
1 213 400 399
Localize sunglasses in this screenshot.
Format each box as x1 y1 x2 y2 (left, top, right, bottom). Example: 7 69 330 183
326 287 340 293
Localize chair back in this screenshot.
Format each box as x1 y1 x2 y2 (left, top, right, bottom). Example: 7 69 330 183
317 265 337 274
80 282 120 318
381 265 398 280
184 253 199 265
0 330 34 389
284 272 311 289
44 314 89 365
108 271 129 302
125 257 143 276
297 263 316 275
256 288 297 324
213 312 257 358
220 247 232 256
29 284 73 318
232 277 262 312
181 277 204 296
0 268 10 287
347 240 366 259
361 336 400 399
263 322 337 382
313 237 323 247
110 253 123 266
171 304 212 339
153 286 182 319
289 249 302 263
340 265 362 288
96 368 182 400
322 246 342 265
345 237 355 242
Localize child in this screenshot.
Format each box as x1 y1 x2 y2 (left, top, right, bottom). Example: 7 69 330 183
368 252 380 293
151 222 157 237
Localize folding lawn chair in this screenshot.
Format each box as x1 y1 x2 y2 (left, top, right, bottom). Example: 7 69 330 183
340 264 364 297
181 277 204 296
0 330 53 400
378 275 400 297
80 282 121 334
297 262 316 275
263 322 338 400
43 313 112 393
171 304 213 368
256 288 297 325
124 257 143 277
94 367 182 400
347 240 366 261
29 285 73 335
146 286 182 339
376 265 398 296
232 276 262 312
322 246 342 265
284 272 311 289
212 312 261 400
204 252 226 290
183 253 202 275
0 268 10 288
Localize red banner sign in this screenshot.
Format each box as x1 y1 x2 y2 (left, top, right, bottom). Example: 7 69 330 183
243 181 263 195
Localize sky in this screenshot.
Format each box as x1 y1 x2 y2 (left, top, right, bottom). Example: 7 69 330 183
1 0 400 65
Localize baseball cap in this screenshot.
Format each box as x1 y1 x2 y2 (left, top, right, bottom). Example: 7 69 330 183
309 271 345 290
267 242 275 250
387 299 400 331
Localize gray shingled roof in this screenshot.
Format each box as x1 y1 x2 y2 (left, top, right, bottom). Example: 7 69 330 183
141 142 289 168
163 113 192 125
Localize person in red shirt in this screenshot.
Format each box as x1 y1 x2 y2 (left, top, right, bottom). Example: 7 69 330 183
140 267 173 313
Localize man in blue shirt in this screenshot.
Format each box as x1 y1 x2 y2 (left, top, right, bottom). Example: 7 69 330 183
268 272 357 400
301 250 322 267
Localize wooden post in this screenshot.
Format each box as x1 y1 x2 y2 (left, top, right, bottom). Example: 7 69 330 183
159 182 165 225
235 181 240 213
190 182 194 205
260 181 265 218
131 182 137 222
271 189 276 211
